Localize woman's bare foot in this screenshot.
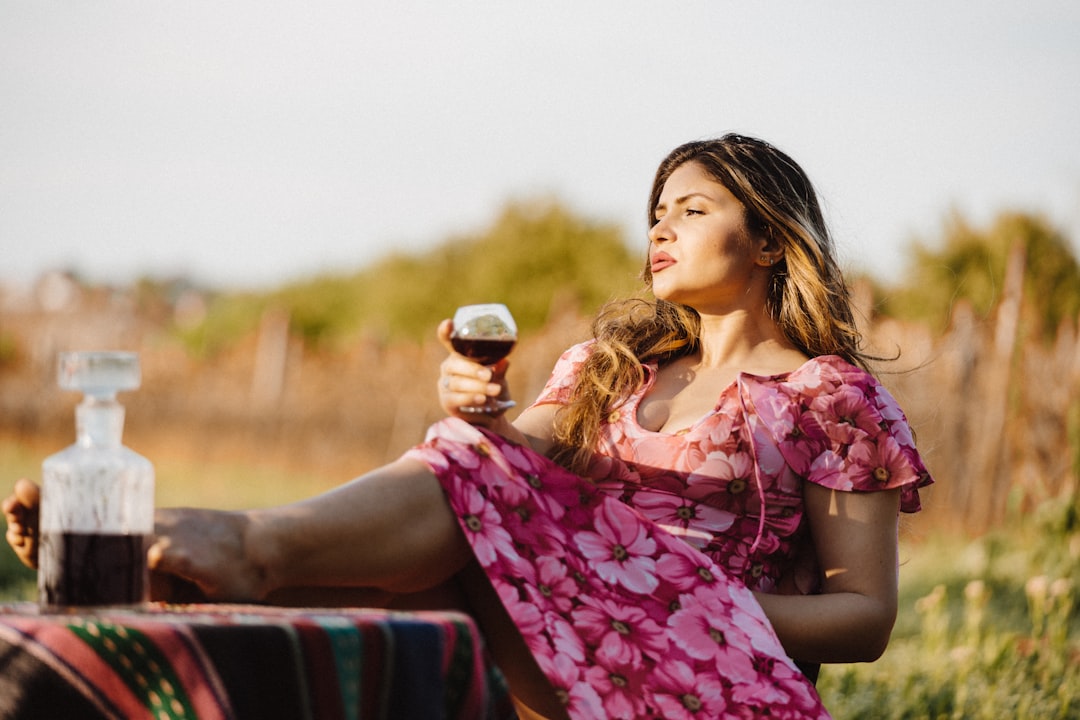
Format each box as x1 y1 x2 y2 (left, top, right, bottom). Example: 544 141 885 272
148 507 270 601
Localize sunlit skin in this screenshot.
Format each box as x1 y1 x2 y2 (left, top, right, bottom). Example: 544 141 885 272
648 161 772 319
4 158 904 717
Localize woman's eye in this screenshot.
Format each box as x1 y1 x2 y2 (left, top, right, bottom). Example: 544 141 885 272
686 208 704 216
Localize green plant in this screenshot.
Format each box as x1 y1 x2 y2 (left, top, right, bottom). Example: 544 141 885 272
819 499 1080 719
0 544 35 602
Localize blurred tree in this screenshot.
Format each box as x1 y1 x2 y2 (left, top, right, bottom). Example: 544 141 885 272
881 211 1080 342
354 198 644 340
175 198 645 353
174 291 268 357
272 276 364 347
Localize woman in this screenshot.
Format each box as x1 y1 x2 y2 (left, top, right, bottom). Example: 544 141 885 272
5 134 932 720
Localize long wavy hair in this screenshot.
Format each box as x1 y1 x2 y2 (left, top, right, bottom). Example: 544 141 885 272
549 133 870 473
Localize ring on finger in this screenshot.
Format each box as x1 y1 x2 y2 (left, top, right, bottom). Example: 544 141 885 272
441 377 450 389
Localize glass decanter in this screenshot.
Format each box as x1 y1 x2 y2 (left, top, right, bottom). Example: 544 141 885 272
38 351 155 608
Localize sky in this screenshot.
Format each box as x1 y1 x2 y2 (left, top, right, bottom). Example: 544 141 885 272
2 0 1078 291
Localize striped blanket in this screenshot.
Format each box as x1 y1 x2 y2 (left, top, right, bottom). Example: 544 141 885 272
0 603 514 720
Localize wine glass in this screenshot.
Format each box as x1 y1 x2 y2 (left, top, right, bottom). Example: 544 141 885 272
450 303 518 414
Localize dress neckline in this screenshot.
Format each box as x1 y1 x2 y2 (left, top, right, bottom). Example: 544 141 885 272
632 354 839 436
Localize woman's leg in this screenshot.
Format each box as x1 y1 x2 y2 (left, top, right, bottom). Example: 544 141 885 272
458 561 570 720
148 457 474 600
149 456 564 714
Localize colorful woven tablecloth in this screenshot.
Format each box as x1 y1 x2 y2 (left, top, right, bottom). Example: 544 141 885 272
0 603 514 720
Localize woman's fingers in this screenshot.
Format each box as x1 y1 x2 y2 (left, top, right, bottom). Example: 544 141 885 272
3 478 41 524
439 369 502 414
3 479 41 569
438 320 504 412
5 524 38 569
12 478 40 508
436 318 454 351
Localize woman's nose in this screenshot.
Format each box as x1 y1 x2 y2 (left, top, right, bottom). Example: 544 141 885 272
648 219 671 244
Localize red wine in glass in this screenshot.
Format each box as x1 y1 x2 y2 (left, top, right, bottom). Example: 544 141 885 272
450 304 518 413
450 337 516 366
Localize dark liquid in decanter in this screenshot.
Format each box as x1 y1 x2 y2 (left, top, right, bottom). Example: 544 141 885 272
38 531 148 607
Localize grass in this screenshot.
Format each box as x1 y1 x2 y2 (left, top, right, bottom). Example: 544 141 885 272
0 442 38 600
818 495 1080 719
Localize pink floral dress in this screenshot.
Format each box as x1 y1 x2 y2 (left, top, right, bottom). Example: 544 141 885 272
405 343 933 720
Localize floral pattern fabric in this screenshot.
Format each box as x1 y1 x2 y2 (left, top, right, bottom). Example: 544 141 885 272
535 343 933 596
404 344 933 720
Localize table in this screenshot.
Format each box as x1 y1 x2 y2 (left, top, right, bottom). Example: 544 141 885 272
0 602 514 720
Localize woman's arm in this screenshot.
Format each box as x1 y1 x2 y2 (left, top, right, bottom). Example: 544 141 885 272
754 484 901 664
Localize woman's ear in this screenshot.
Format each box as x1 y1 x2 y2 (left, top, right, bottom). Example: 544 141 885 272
755 227 784 267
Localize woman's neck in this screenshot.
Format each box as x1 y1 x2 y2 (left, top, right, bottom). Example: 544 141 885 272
692 310 806 374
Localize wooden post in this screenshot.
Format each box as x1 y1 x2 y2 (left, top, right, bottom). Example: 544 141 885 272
251 308 290 409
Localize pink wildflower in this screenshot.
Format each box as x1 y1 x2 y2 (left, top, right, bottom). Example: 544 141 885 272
573 501 658 594
846 433 919 489
646 659 727 720
572 595 668 665
535 652 605 719
583 653 650 719
451 475 520 568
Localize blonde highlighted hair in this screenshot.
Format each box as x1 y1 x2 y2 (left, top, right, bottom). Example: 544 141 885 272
550 134 870 473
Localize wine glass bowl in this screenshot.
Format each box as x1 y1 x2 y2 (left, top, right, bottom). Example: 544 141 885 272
450 304 518 414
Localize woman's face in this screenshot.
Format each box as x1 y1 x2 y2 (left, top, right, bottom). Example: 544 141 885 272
648 161 770 314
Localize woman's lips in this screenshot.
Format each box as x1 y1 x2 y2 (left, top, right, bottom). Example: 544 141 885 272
650 253 675 273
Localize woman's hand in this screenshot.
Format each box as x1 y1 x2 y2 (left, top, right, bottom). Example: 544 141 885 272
436 318 513 427
2 479 41 570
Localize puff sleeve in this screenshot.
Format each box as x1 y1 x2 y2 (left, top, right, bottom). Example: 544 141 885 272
747 356 933 513
527 341 594 408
